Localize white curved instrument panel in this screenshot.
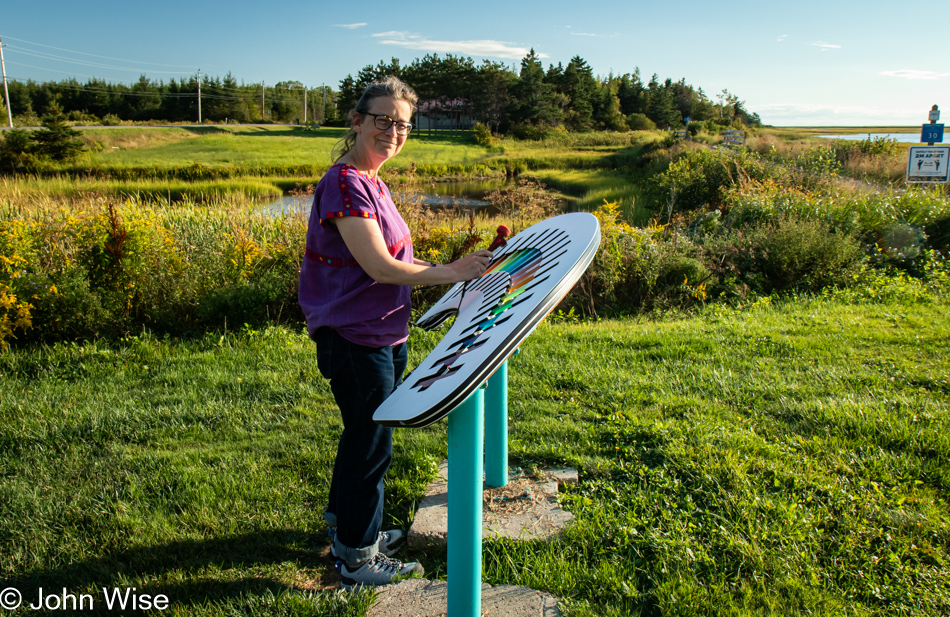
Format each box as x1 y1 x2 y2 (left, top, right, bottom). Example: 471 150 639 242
373 212 601 428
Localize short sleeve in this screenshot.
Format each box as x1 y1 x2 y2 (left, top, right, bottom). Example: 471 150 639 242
318 164 379 229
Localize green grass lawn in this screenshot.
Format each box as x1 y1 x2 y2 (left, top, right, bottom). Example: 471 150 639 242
1 292 947 616
77 126 659 173
80 126 495 171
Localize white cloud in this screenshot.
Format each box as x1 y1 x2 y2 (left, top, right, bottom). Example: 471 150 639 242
372 31 546 60
568 30 620 38
335 23 367 29
777 34 788 42
879 69 950 81
755 102 918 125
811 41 842 51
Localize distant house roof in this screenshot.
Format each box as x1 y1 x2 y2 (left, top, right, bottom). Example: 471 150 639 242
417 98 471 113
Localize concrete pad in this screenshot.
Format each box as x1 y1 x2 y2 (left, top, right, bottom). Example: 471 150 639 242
545 467 579 490
366 578 559 617
408 462 576 549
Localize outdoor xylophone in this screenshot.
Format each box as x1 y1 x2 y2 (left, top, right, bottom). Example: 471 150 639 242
373 212 600 616
374 212 601 427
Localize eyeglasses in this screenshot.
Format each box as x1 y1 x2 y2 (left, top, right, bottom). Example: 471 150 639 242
362 112 413 135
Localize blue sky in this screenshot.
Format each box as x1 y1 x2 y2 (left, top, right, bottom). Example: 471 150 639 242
3 0 947 126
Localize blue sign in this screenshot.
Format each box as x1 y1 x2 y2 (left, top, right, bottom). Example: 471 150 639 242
921 124 944 143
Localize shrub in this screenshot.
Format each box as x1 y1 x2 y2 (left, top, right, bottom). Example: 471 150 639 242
687 120 718 136
13 112 41 128
485 178 559 224
0 197 307 344
66 110 100 124
0 221 35 346
510 123 546 141
793 145 840 177
707 216 863 296
626 113 656 131
830 137 906 185
841 136 901 157
563 203 712 315
652 147 767 214
0 130 42 174
925 215 950 255
472 122 495 147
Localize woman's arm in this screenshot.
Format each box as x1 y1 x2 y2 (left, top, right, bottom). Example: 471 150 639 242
334 216 491 285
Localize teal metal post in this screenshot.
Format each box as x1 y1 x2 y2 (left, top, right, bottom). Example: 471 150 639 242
484 360 509 488
447 385 485 617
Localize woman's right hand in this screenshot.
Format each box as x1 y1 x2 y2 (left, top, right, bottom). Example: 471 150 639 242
448 250 492 281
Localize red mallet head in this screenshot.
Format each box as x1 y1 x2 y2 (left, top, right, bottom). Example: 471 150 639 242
488 224 511 252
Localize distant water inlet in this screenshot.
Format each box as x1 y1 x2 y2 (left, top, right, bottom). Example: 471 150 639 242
817 132 928 144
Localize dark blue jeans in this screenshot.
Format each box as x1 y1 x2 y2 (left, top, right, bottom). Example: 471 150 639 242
315 327 407 564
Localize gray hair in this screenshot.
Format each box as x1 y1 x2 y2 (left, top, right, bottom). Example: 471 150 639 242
332 76 419 162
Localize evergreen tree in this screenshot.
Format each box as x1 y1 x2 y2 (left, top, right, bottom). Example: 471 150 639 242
160 78 184 122
473 60 516 133
509 49 562 129
617 70 645 116
562 56 596 131
338 75 360 117
270 81 304 123
645 74 682 129
7 81 34 117
31 105 85 161
129 74 160 120
594 80 627 131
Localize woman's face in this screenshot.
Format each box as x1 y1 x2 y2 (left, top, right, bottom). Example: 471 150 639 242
353 96 412 169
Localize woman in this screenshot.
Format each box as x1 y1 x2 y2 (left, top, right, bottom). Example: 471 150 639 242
298 76 491 589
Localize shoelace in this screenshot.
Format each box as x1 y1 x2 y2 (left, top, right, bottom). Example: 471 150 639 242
369 554 402 573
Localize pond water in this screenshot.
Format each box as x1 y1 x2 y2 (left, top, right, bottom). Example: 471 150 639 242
261 178 510 216
816 132 928 144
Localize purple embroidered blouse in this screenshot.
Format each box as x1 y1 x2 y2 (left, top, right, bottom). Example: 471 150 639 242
298 163 414 347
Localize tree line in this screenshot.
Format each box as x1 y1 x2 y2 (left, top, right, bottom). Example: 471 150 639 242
2 51 760 132
2 73 341 125
341 51 760 135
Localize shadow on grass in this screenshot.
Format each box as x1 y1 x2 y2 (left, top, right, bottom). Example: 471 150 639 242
228 127 349 139
0 529 340 615
179 126 233 135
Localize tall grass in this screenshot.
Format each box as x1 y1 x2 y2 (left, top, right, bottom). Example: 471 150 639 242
0 175 286 202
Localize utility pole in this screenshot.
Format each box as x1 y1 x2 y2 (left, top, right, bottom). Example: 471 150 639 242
197 69 202 123
261 81 265 122
0 37 13 128
323 84 326 124
304 86 307 124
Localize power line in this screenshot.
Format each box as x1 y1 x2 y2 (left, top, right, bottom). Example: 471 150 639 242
6 78 300 104
7 45 193 75
7 80 196 98
7 62 132 80
2 34 328 117
1 35 195 69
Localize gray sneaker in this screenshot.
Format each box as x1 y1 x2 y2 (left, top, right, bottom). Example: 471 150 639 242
337 552 424 590
329 528 405 558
